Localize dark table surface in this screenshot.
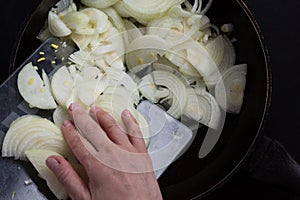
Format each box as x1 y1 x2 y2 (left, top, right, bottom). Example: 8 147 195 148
1 0 300 199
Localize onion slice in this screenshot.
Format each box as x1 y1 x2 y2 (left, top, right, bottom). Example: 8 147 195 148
184 88 221 129
215 64 247 114
48 11 71 37
81 0 120 9
139 70 187 118
17 63 57 110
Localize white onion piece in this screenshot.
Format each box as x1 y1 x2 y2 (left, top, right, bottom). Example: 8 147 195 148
103 68 140 104
123 20 143 50
147 16 183 40
62 12 90 31
17 63 57 110
122 0 183 21
76 80 108 106
102 7 125 31
138 74 159 103
2 115 62 158
126 35 170 69
215 64 247 114
79 8 109 34
51 66 74 108
48 11 71 37
218 36 236 72
113 1 131 18
205 35 236 72
54 2 77 16
70 33 97 50
205 35 225 67
106 27 125 61
103 86 138 107
53 106 70 129
168 4 193 18
81 0 119 9
184 88 221 129
141 70 187 118
175 41 221 86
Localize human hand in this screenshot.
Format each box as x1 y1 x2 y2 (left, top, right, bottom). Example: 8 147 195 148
45 103 162 200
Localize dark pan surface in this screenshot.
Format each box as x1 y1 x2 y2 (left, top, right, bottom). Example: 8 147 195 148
0 0 271 199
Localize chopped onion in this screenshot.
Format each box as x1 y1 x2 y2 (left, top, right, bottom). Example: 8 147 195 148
102 7 125 31
53 106 70 129
184 88 221 129
139 70 187 118
62 12 90 31
81 0 120 9
126 35 170 69
48 11 71 37
215 64 247 113
120 0 183 21
79 8 109 34
18 63 57 110
51 66 74 108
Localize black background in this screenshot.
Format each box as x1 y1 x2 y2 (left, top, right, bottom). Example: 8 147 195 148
1 0 300 199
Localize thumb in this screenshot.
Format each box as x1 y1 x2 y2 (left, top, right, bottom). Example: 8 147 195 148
46 156 91 200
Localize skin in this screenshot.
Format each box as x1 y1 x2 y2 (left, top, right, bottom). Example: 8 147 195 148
46 103 162 200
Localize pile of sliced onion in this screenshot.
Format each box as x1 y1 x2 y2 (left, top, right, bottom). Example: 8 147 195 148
3 0 248 199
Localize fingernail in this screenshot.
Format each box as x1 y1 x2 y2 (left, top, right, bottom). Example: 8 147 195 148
63 120 72 127
123 109 131 118
91 105 101 113
69 103 80 112
46 157 60 171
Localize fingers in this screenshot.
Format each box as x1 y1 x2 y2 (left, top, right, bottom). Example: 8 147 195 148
90 106 130 146
62 120 98 170
46 155 91 200
68 103 111 151
121 110 147 153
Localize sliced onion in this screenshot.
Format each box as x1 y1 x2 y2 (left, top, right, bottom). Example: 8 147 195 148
121 0 183 21
126 35 170 69
103 67 140 104
182 41 220 85
18 63 57 110
102 7 125 31
53 106 70 129
70 33 98 50
62 12 90 31
76 79 108 106
205 35 236 72
48 11 71 37
140 70 187 118
106 27 125 61
81 0 120 9
123 19 143 50
113 1 131 18
205 35 225 67
51 66 74 108
79 8 109 34
168 4 193 18
215 64 247 114
2 115 62 158
184 88 221 129
138 74 159 103
218 35 236 72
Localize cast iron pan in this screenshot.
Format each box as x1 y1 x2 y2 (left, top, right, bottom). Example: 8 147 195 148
0 0 271 199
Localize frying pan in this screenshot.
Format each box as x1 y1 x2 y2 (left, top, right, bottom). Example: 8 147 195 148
0 0 271 199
